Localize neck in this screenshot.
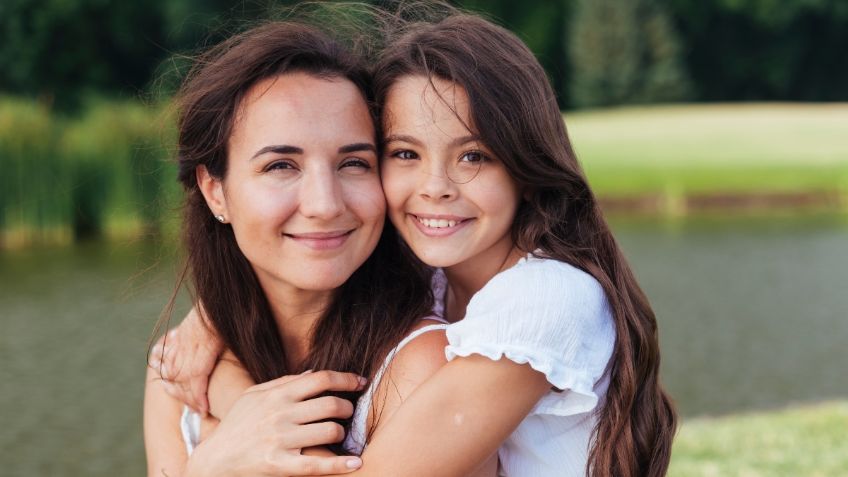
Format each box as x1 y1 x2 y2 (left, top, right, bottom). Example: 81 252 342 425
264 284 334 369
443 238 523 322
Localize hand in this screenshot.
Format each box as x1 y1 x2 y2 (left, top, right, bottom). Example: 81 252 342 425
148 305 223 416
185 370 367 477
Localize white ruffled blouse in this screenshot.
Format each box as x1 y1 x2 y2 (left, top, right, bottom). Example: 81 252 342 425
442 254 615 476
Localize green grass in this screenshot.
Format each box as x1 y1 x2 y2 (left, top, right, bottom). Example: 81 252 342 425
670 401 848 476
567 103 848 198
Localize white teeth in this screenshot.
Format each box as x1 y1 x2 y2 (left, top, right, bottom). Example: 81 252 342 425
418 217 460 229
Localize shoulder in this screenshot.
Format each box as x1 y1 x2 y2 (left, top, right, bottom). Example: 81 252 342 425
471 256 610 320
367 320 448 432
383 320 448 390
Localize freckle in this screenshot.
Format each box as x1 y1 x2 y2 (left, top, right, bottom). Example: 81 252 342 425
453 412 464 426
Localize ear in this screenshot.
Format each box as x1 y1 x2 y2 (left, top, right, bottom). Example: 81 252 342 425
196 165 228 220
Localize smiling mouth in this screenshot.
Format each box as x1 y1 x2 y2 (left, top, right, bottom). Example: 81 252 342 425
285 230 354 239
284 229 354 250
413 215 471 229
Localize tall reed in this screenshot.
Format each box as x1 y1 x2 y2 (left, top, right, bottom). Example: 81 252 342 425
0 97 178 247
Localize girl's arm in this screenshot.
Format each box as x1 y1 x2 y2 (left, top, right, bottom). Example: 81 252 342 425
205 350 254 419
155 318 537 476
345 356 549 477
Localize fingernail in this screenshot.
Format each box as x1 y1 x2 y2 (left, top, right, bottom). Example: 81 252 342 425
358 376 368 387
346 457 362 469
301 369 313 375
168 329 178 338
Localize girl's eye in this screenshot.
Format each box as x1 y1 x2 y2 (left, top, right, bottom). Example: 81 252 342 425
459 150 489 163
391 149 419 160
340 158 372 170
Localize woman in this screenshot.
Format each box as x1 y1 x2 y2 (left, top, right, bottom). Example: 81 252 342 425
144 20 451 477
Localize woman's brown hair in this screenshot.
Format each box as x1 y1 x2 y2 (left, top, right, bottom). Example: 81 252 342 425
372 7 677 476
166 20 432 411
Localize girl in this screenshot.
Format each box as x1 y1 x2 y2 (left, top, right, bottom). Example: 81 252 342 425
157 6 677 477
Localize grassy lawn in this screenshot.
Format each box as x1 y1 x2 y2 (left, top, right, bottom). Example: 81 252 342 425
566 103 848 198
670 401 848 476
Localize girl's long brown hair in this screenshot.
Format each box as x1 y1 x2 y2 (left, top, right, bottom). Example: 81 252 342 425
372 7 677 476
166 20 432 406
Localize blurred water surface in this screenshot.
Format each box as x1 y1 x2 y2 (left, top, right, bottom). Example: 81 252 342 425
1 214 846 476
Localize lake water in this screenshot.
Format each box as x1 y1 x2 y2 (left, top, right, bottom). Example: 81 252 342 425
2 214 846 476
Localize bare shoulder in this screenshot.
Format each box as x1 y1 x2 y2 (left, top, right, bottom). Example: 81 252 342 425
390 319 449 381
367 319 448 431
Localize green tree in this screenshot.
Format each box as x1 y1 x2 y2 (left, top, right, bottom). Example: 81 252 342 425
569 0 691 107
664 0 848 101
0 0 174 111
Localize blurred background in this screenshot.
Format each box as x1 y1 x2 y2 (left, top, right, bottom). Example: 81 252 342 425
1 0 846 475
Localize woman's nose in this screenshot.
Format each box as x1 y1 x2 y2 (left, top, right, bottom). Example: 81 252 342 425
299 166 345 220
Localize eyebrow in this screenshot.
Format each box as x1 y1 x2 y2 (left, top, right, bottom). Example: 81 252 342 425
338 142 377 154
251 145 303 159
252 142 376 159
384 134 482 148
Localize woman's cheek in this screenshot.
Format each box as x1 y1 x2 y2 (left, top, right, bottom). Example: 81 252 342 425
344 177 387 224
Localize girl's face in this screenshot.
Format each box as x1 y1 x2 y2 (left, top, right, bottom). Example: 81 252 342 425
199 73 385 296
381 75 521 271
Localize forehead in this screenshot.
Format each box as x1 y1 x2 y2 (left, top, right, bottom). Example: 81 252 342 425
231 72 373 145
383 75 474 135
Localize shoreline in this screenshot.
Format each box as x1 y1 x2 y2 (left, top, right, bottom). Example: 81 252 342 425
599 189 847 215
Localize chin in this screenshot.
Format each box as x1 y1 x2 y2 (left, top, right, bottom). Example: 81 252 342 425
411 248 462 269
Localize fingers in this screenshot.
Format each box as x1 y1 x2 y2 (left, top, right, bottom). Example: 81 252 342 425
286 371 367 401
248 372 312 393
282 421 347 449
291 396 355 424
284 455 363 475
189 375 211 417
148 341 164 371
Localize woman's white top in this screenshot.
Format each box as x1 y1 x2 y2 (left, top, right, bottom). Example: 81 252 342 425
442 255 616 477
180 406 200 455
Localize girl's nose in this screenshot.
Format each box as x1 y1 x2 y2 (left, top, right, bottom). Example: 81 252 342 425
417 162 457 201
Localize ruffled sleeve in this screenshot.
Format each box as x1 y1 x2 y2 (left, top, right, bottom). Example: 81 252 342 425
444 257 615 416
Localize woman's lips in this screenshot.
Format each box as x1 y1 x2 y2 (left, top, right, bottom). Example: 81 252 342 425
409 214 473 237
285 230 353 250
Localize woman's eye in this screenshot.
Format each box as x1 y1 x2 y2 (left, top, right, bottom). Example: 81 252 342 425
341 158 372 170
459 150 488 163
391 149 419 160
264 160 296 172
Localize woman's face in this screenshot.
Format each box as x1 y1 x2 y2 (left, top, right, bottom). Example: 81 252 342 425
200 73 385 295
380 75 521 271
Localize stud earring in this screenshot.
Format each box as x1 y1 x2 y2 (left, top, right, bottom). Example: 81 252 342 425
215 214 226 223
